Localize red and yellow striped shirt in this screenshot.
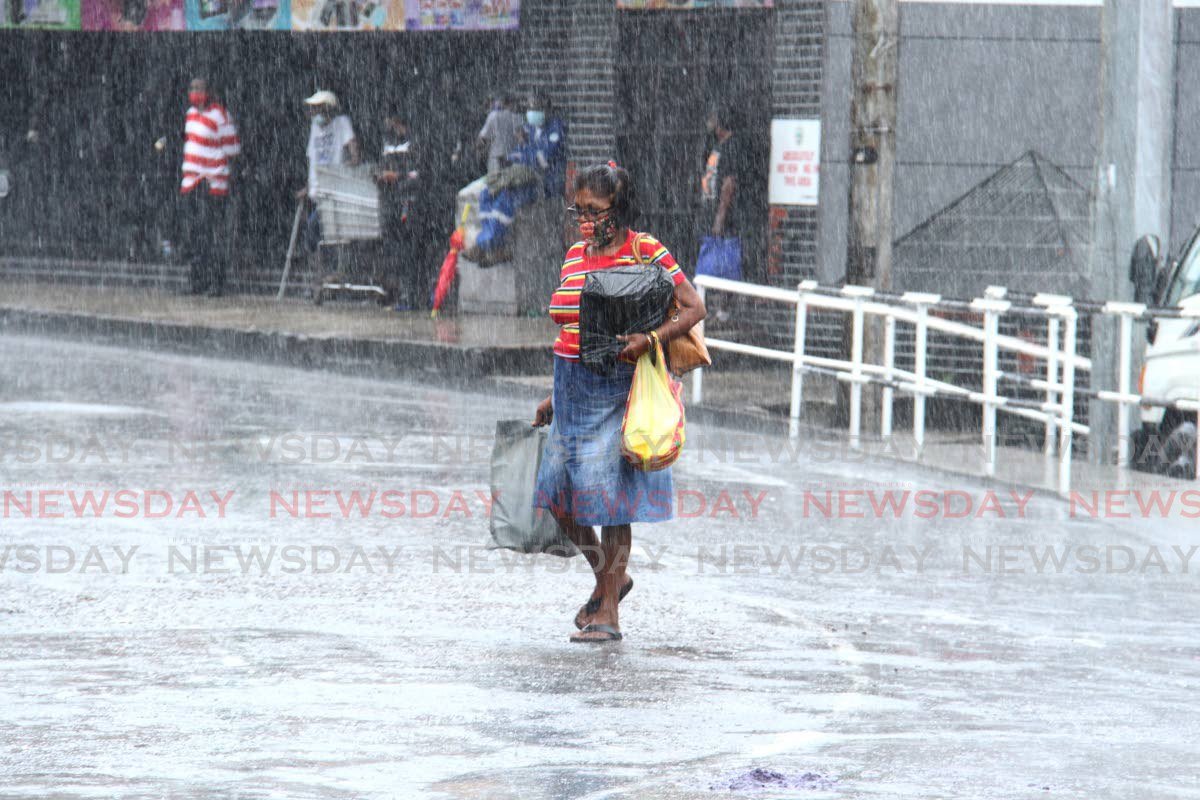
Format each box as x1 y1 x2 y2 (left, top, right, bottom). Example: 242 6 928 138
550 230 685 360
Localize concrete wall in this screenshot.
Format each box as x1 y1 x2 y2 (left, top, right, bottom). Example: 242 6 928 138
819 1 1102 287
819 3 1200 288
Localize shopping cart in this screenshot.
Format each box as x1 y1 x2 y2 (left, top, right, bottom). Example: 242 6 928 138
278 163 386 304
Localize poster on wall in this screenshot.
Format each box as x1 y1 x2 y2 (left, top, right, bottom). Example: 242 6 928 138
83 0 184 29
2 0 81 28
398 0 518 30
184 0 290 29
290 0 382 30
769 118 820 206
617 1 772 9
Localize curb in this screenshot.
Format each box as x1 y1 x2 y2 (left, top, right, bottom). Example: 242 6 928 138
0 307 554 380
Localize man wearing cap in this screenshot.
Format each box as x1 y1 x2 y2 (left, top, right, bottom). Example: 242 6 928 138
298 90 360 255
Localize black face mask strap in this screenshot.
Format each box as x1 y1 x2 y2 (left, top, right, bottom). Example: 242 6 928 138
606 164 623 227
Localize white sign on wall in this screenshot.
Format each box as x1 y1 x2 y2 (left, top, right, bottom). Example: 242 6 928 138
769 119 820 206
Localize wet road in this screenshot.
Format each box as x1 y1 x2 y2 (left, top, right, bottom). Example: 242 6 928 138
1 334 1197 799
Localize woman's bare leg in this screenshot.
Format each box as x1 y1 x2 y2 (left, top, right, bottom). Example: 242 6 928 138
553 510 603 596
573 524 630 640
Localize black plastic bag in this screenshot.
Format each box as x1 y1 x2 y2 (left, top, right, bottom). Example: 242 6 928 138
579 265 673 376
488 420 578 557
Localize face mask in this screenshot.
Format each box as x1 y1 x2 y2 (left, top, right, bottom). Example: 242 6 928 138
582 214 618 248
188 91 207 107
314 113 328 126
526 110 545 128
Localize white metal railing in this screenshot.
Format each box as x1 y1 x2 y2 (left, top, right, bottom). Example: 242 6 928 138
692 276 1200 496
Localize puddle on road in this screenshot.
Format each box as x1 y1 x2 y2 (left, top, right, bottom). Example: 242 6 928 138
709 767 838 792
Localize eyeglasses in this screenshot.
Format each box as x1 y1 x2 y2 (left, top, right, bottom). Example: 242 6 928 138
566 204 613 222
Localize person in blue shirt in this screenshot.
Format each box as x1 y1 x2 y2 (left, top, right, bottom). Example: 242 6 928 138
512 91 567 201
475 93 568 256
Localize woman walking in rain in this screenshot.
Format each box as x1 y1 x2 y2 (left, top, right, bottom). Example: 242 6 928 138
533 163 706 643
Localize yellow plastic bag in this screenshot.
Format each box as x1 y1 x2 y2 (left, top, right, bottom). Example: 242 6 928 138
621 333 686 471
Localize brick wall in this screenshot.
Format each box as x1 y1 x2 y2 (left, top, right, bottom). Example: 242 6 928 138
767 0 828 352
518 0 569 110
519 0 617 168
769 0 825 287
564 1 619 165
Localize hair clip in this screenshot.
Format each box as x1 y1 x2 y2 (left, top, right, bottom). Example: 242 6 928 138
607 160 618 168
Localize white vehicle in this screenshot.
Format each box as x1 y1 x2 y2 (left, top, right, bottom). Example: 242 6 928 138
1138 230 1200 478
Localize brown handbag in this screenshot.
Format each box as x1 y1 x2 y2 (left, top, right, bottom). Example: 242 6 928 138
631 233 712 375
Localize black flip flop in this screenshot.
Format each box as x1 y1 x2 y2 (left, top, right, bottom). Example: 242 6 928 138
571 623 623 643
574 578 634 630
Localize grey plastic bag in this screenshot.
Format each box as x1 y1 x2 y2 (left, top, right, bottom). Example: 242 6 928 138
488 419 578 557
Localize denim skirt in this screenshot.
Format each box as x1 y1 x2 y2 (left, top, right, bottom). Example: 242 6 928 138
534 356 674 526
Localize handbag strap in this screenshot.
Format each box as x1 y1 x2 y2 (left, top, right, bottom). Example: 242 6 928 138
630 230 672 301
629 231 647 266
647 329 661 367
631 231 683 325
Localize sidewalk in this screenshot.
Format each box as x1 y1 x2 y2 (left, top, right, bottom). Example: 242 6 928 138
840 428 1196 500
0 281 556 377
2 280 1189 500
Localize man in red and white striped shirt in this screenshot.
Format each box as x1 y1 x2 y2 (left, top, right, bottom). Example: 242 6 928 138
179 77 241 296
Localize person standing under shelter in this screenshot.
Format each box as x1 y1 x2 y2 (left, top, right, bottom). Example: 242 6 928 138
375 110 430 310
699 105 749 319
513 91 568 200
477 92 523 176
179 77 240 296
298 90 360 256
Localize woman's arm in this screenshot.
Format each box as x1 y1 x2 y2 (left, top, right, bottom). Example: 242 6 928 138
616 279 706 363
658 279 706 342
713 175 736 237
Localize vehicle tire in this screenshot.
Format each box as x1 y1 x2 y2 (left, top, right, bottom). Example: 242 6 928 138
1163 418 1197 480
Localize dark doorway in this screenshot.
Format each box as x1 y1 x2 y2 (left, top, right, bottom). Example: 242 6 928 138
0 30 515 276
616 8 772 279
